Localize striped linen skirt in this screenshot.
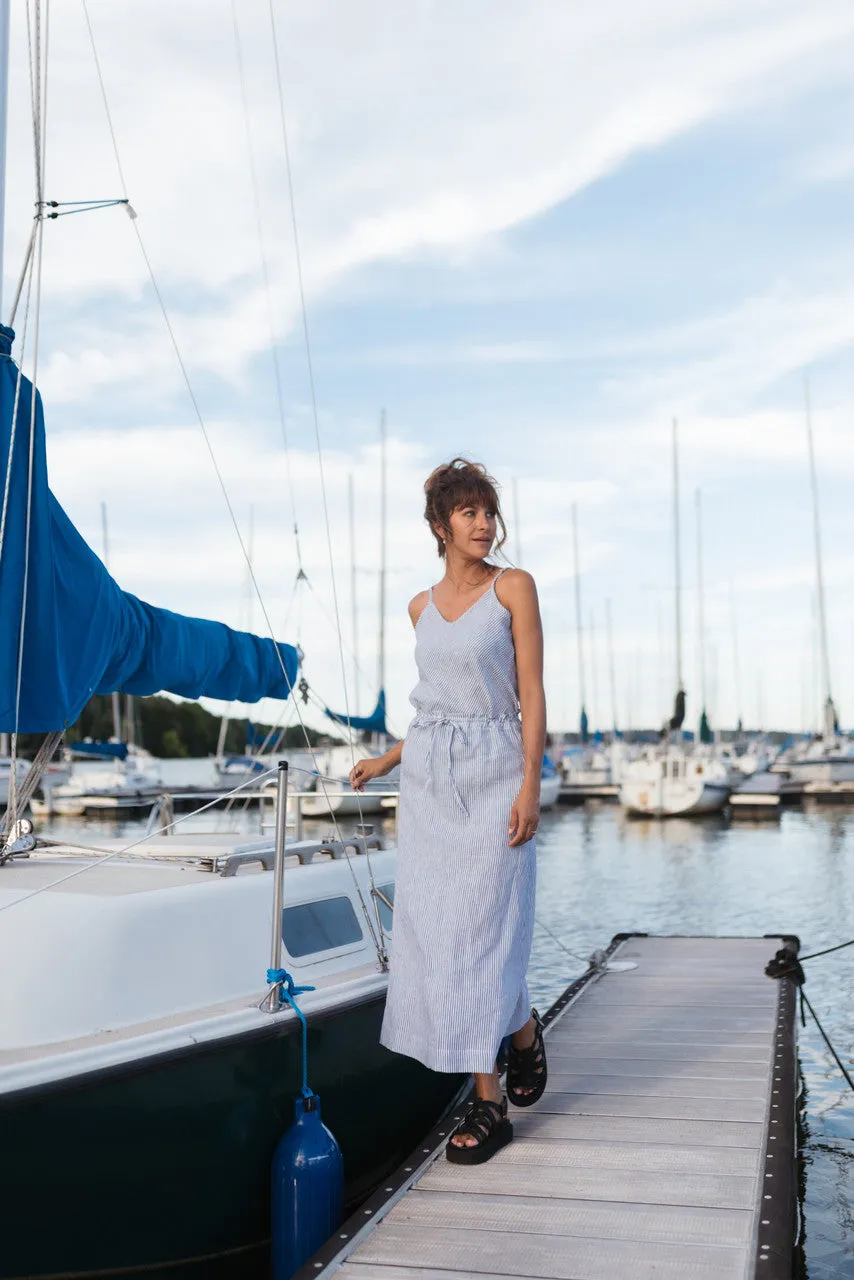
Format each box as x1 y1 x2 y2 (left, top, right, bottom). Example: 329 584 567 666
380 713 536 1074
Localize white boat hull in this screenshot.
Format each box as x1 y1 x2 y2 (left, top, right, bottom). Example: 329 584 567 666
620 776 729 817
785 758 854 784
300 783 391 817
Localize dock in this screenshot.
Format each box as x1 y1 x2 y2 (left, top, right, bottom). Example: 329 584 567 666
558 784 619 804
299 933 800 1280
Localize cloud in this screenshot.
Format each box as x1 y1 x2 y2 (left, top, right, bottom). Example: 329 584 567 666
7 2 854 735
8 0 854 391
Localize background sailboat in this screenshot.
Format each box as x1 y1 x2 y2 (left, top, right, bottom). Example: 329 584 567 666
778 375 854 785
619 422 730 817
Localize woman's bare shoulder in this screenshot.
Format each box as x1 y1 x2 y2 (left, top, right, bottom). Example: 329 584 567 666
494 567 538 608
408 589 431 628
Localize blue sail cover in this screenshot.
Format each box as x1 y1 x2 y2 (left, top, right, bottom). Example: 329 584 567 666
324 689 387 735
0 327 299 732
70 741 129 761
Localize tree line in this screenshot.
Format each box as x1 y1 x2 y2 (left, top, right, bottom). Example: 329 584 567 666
16 695 329 759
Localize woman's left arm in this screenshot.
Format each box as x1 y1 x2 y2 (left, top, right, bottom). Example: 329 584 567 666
497 569 546 847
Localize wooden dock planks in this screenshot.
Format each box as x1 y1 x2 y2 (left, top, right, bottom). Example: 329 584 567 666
301 934 799 1280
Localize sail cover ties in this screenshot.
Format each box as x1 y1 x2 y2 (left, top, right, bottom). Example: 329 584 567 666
0 326 299 732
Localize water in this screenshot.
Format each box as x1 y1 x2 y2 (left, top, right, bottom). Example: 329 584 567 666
530 803 854 1280
43 774 854 1278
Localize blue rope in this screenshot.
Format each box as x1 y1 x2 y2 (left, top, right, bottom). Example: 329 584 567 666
267 967 316 1096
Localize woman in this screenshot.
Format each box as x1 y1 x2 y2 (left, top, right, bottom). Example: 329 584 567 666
349 458 547 1165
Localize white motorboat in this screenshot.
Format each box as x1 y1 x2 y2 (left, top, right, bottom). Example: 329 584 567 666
778 735 854 785
559 745 612 789
619 744 731 817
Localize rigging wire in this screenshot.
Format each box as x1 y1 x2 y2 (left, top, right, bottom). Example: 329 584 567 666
72 1 388 962
228 0 302 572
265 1 380 817
9 0 51 825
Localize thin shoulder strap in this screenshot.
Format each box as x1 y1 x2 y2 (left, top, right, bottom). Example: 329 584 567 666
428 583 434 602
491 566 508 592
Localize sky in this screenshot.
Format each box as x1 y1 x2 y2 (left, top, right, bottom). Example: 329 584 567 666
6 0 854 739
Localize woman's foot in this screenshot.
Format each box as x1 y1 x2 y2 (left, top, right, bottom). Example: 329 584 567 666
507 1008 547 1107
446 1095 513 1165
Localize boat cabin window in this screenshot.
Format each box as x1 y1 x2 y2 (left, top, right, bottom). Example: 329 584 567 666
375 882 395 931
282 895 363 958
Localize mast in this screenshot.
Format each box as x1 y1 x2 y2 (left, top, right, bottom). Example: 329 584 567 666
348 472 359 705
606 598 617 734
245 504 255 632
101 503 122 741
571 503 587 739
729 579 743 733
0 2 10 756
804 373 835 736
589 608 598 736
695 488 708 739
672 419 683 694
216 506 255 760
0 0 9 318
377 408 387 700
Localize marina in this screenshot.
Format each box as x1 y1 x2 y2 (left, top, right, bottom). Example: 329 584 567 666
0 3 852 1280
299 932 799 1280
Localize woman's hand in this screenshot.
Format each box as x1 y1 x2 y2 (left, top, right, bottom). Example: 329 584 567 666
509 781 540 847
349 755 392 792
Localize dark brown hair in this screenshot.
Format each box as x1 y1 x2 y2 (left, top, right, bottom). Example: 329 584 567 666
423 457 507 559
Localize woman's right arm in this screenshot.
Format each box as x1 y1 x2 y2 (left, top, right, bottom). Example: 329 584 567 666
350 590 426 792
350 741 402 791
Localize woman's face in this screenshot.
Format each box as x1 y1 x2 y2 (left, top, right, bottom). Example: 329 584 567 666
445 503 497 560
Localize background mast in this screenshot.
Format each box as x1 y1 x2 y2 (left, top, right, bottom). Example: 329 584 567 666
804 373 834 735
377 409 387 699
571 503 587 740
672 419 683 696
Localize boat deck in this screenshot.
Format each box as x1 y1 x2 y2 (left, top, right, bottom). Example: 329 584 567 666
300 933 799 1280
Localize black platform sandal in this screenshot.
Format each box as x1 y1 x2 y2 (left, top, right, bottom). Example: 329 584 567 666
446 1096 513 1165
507 1008 547 1108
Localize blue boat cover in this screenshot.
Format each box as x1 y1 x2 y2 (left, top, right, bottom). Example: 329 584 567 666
0 327 299 733
579 707 589 744
70 741 129 761
324 689 387 735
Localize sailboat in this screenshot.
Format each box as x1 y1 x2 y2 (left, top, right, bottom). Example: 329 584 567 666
559 504 615 798
305 411 400 818
0 12 462 1279
779 377 854 786
619 423 730 817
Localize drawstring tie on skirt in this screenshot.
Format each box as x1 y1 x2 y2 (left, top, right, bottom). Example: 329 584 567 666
417 713 515 816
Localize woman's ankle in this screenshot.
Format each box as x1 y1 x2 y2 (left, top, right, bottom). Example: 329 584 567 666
474 1070 503 1105
511 1015 536 1049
